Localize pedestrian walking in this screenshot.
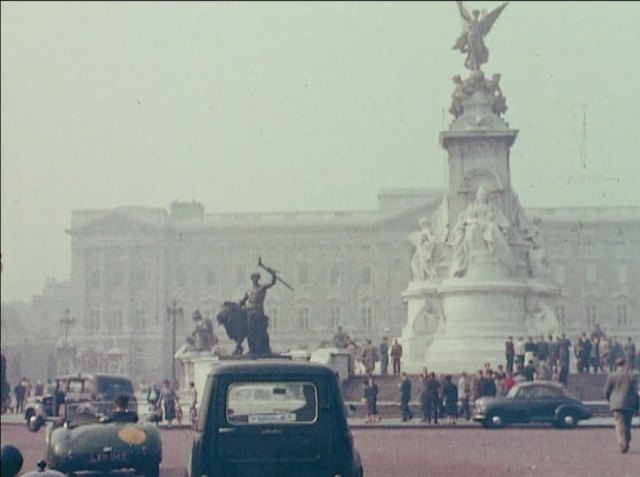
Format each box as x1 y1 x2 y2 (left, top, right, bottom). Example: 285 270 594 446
398 372 412 422
442 375 458 425
158 379 177 429
188 381 198 430
604 358 639 454
362 378 375 423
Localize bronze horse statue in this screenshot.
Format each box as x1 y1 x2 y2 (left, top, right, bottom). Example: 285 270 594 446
216 301 271 355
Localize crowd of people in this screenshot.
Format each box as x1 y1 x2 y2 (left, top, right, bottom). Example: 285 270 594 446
4 377 58 415
143 379 198 429
332 327 404 377
331 324 637 426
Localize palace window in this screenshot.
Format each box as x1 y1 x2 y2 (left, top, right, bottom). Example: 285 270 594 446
176 265 186 287
330 305 342 329
555 305 566 328
617 304 628 328
133 263 146 288
133 309 147 332
617 264 628 285
298 307 310 330
109 264 123 288
585 263 597 285
298 265 310 286
361 266 372 285
586 304 597 329
87 310 100 332
329 265 341 286
235 266 246 286
206 266 216 287
269 307 280 330
111 306 123 331
361 306 373 331
88 268 101 289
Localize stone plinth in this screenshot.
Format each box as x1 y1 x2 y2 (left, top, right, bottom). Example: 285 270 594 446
401 276 559 373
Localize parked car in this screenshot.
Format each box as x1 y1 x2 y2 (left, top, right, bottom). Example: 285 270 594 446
26 373 138 432
24 395 56 432
188 358 364 477
473 381 592 429
44 398 161 476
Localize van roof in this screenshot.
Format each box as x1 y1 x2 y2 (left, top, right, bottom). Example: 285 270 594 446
209 360 336 377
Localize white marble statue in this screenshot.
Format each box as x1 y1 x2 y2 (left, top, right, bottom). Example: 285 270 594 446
526 222 549 279
450 185 515 277
526 299 559 337
409 218 439 280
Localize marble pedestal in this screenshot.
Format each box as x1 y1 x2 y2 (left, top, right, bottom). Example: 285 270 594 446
400 265 559 374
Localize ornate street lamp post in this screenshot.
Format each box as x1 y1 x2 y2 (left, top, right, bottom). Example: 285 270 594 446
166 299 183 388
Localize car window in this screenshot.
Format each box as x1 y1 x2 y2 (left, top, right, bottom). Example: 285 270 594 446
96 377 134 397
226 382 317 425
68 379 84 394
534 386 565 398
514 387 534 399
83 379 95 395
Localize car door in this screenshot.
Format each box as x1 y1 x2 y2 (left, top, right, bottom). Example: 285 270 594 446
510 386 535 423
535 385 568 422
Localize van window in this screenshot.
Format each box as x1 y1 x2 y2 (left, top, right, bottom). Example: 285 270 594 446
96 377 134 397
226 382 317 425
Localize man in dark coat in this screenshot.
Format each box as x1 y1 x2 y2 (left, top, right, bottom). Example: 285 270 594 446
398 372 413 422
604 358 639 453
378 337 389 375
425 372 441 424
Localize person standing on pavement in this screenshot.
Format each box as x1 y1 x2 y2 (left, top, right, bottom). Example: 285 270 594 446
425 372 440 425
442 375 458 425
188 381 198 430
158 379 177 429
623 337 636 372
391 340 403 375
457 372 471 421
378 337 389 375
418 369 429 422
604 358 639 454
399 372 412 422
505 336 515 375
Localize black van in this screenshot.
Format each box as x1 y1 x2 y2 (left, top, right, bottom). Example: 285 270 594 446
188 359 363 477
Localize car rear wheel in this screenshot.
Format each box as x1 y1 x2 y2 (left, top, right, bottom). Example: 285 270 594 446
557 410 578 429
484 411 506 429
27 414 42 432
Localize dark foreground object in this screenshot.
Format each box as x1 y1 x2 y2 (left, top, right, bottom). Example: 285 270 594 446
189 359 363 477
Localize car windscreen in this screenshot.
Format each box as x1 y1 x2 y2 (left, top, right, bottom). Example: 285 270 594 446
96 378 134 397
226 381 317 425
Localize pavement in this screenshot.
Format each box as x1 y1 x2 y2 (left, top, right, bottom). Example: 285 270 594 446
3 409 639 430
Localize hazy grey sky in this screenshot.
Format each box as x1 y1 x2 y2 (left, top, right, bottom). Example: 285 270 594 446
2 1 639 302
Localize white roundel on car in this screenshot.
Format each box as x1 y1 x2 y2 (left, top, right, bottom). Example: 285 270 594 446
117 426 147 445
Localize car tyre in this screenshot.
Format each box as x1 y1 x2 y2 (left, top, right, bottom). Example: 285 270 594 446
484 411 506 429
557 410 578 429
27 414 42 432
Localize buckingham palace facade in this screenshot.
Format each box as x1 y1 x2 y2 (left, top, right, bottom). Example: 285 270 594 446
64 189 640 382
